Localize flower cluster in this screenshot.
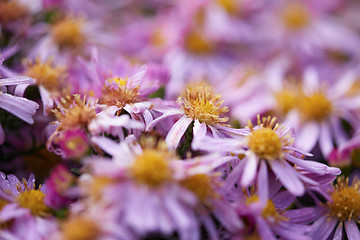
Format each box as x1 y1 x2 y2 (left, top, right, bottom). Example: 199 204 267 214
1 0 360 239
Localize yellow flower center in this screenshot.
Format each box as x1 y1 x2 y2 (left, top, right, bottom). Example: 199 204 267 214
184 30 214 55
87 176 115 201
274 89 298 115
247 196 288 222
16 189 49 217
24 59 66 92
327 178 360 221
0 199 7 211
52 17 85 49
62 216 101 240
298 92 332 122
0 1 28 24
247 116 288 160
151 29 166 47
131 149 172 188
53 95 97 130
178 82 229 125
281 2 310 30
180 174 215 202
216 0 239 15
248 128 282 160
100 77 140 109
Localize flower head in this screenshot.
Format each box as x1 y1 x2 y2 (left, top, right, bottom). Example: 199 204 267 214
178 82 229 125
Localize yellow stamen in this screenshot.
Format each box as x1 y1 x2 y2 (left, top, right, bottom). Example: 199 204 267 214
16 186 49 217
52 17 85 49
131 149 172 188
247 115 293 160
178 82 229 125
151 29 166 47
217 0 239 15
0 1 28 24
53 95 97 131
100 77 139 109
62 216 101 240
327 177 360 221
0 199 7 211
246 195 288 222
24 59 66 92
281 2 310 30
274 89 298 115
180 174 215 202
87 176 115 201
298 92 332 122
184 30 214 54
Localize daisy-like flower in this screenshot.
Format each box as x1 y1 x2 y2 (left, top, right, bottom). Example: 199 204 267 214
193 115 340 196
0 172 57 240
85 135 233 239
29 14 116 65
286 68 360 157
234 189 311 240
0 75 39 145
309 177 360 240
14 58 68 114
147 82 244 150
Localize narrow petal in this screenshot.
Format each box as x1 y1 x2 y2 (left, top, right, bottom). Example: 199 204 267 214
165 116 193 150
257 161 269 203
333 222 343 240
286 154 340 175
319 122 333 158
270 160 305 196
240 153 258 187
257 217 277 240
0 76 34 85
295 122 320 152
345 220 360 240
146 110 182 131
272 191 295 209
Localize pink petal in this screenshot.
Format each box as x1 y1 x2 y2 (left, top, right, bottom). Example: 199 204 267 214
345 220 360 240
296 122 320 152
319 122 333 158
270 160 305 196
165 116 193 149
240 153 258 187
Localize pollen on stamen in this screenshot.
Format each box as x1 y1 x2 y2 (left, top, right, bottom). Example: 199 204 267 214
131 144 173 188
23 58 67 92
326 176 360 222
180 174 217 203
178 82 229 125
100 77 140 109
246 195 288 223
52 16 85 49
15 182 49 217
247 115 293 160
281 2 310 30
53 94 97 131
297 91 332 122
0 1 28 24
184 30 214 55
61 216 102 240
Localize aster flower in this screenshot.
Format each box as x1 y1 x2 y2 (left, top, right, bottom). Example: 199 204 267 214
286 67 360 157
308 177 360 240
85 135 234 239
193 115 340 196
234 188 311 240
147 82 245 150
0 172 57 240
14 58 69 114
